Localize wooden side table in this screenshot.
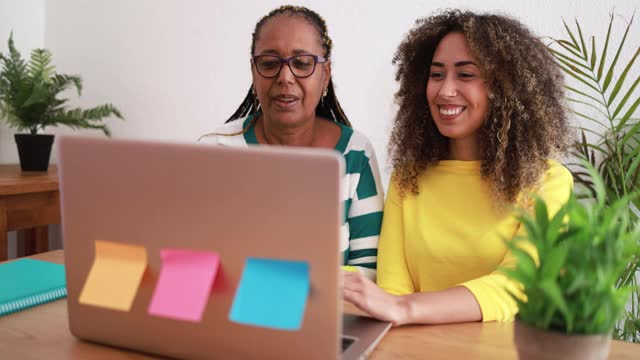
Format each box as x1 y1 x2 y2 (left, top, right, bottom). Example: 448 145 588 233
0 164 61 261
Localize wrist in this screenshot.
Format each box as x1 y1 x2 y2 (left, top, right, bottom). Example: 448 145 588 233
393 294 413 326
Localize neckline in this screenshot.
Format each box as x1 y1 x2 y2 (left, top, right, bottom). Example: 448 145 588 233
242 113 352 153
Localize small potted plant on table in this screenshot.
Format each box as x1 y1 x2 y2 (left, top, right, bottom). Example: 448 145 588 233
504 166 640 360
0 33 122 171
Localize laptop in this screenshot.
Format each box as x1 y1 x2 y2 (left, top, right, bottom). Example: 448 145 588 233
58 136 390 359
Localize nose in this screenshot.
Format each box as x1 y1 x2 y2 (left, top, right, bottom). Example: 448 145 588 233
438 76 457 99
276 62 296 84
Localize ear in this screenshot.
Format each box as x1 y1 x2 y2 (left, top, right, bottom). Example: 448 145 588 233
322 60 331 90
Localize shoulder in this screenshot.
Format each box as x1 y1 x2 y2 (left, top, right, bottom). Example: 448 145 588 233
341 127 378 163
533 160 574 211
198 117 249 146
344 127 375 153
542 160 574 189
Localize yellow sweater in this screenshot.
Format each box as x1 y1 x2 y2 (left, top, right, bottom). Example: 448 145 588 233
377 160 573 322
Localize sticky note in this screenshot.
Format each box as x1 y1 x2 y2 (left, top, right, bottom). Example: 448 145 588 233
229 258 309 331
79 240 147 311
148 249 220 322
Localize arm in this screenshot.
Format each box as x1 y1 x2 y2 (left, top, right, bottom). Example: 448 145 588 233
345 141 384 280
376 177 415 295
460 161 574 322
344 270 481 325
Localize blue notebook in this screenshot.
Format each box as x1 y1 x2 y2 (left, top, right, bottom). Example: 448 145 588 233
0 258 67 316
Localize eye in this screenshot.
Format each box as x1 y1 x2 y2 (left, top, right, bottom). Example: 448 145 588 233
259 60 280 70
459 72 476 79
429 71 444 80
292 56 314 69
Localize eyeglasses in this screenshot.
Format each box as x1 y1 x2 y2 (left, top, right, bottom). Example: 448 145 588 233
251 54 327 79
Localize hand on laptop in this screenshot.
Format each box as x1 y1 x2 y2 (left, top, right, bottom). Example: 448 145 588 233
342 270 409 326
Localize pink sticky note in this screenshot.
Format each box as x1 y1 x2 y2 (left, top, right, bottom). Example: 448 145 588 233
148 249 220 322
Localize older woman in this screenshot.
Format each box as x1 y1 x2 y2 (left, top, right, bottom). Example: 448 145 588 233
200 5 383 279
343 10 573 324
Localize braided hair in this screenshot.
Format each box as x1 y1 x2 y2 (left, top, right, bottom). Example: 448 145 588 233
226 5 351 127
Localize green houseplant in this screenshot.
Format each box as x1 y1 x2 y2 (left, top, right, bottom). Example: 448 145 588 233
548 14 640 342
0 33 122 171
504 164 640 360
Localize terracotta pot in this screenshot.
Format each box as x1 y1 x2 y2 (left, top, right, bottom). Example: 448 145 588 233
513 319 611 360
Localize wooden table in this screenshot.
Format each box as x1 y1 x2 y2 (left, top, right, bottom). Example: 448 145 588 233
1 251 639 359
0 164 60 260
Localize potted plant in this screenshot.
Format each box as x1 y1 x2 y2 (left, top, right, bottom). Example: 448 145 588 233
503 164 640 360
548 13 640 342
0 33 122 171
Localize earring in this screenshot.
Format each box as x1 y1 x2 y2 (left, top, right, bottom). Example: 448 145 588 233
321 88 328 107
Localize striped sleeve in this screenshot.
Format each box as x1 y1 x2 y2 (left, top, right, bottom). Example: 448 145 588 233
345 136 384 280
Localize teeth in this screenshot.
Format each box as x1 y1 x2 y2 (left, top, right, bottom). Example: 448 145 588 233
439 106 463 116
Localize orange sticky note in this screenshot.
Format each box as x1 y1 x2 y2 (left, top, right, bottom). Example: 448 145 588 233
79 240 147 312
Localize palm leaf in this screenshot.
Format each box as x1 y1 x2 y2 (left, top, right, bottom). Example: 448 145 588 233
621 116 640 146
565 85 606 106
568 98 609 120
558 63 601 93
613 72 640 120
597 13 614 81
556 39 587 61
550 48 593 72
571 110 610 130
603 14 634 92
562 18 582 52
590 36 597 69
608 46 640 107
575 19 589 60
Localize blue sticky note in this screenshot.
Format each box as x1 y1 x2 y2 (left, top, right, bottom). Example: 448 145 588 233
229 258 309 331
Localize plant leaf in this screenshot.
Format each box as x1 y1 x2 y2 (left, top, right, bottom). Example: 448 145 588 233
612 72 640 120
590 36 597 69
565 85 606 106
603 13 634 92
576 19 589 60
608 46 640 107
539 279 572 330
597 13 614 81
562 18 581 51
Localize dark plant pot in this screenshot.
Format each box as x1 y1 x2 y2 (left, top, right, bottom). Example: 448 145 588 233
513 319 611 360
14 134 55 171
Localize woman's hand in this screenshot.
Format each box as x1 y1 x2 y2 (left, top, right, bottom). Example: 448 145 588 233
342 270 410 326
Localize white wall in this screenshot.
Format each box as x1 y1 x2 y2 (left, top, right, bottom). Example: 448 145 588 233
0 0 46 164
39 0 639 189
0 0 47 258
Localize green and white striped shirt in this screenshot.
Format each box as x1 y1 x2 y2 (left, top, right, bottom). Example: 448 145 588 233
199 115 384 279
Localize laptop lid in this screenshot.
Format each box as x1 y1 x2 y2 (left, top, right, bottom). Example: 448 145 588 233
59 136 344 359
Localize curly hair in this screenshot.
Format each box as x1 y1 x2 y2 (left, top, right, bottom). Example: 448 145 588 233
389 9 571 203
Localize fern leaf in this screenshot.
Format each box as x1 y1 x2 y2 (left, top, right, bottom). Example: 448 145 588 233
27 49 55 83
